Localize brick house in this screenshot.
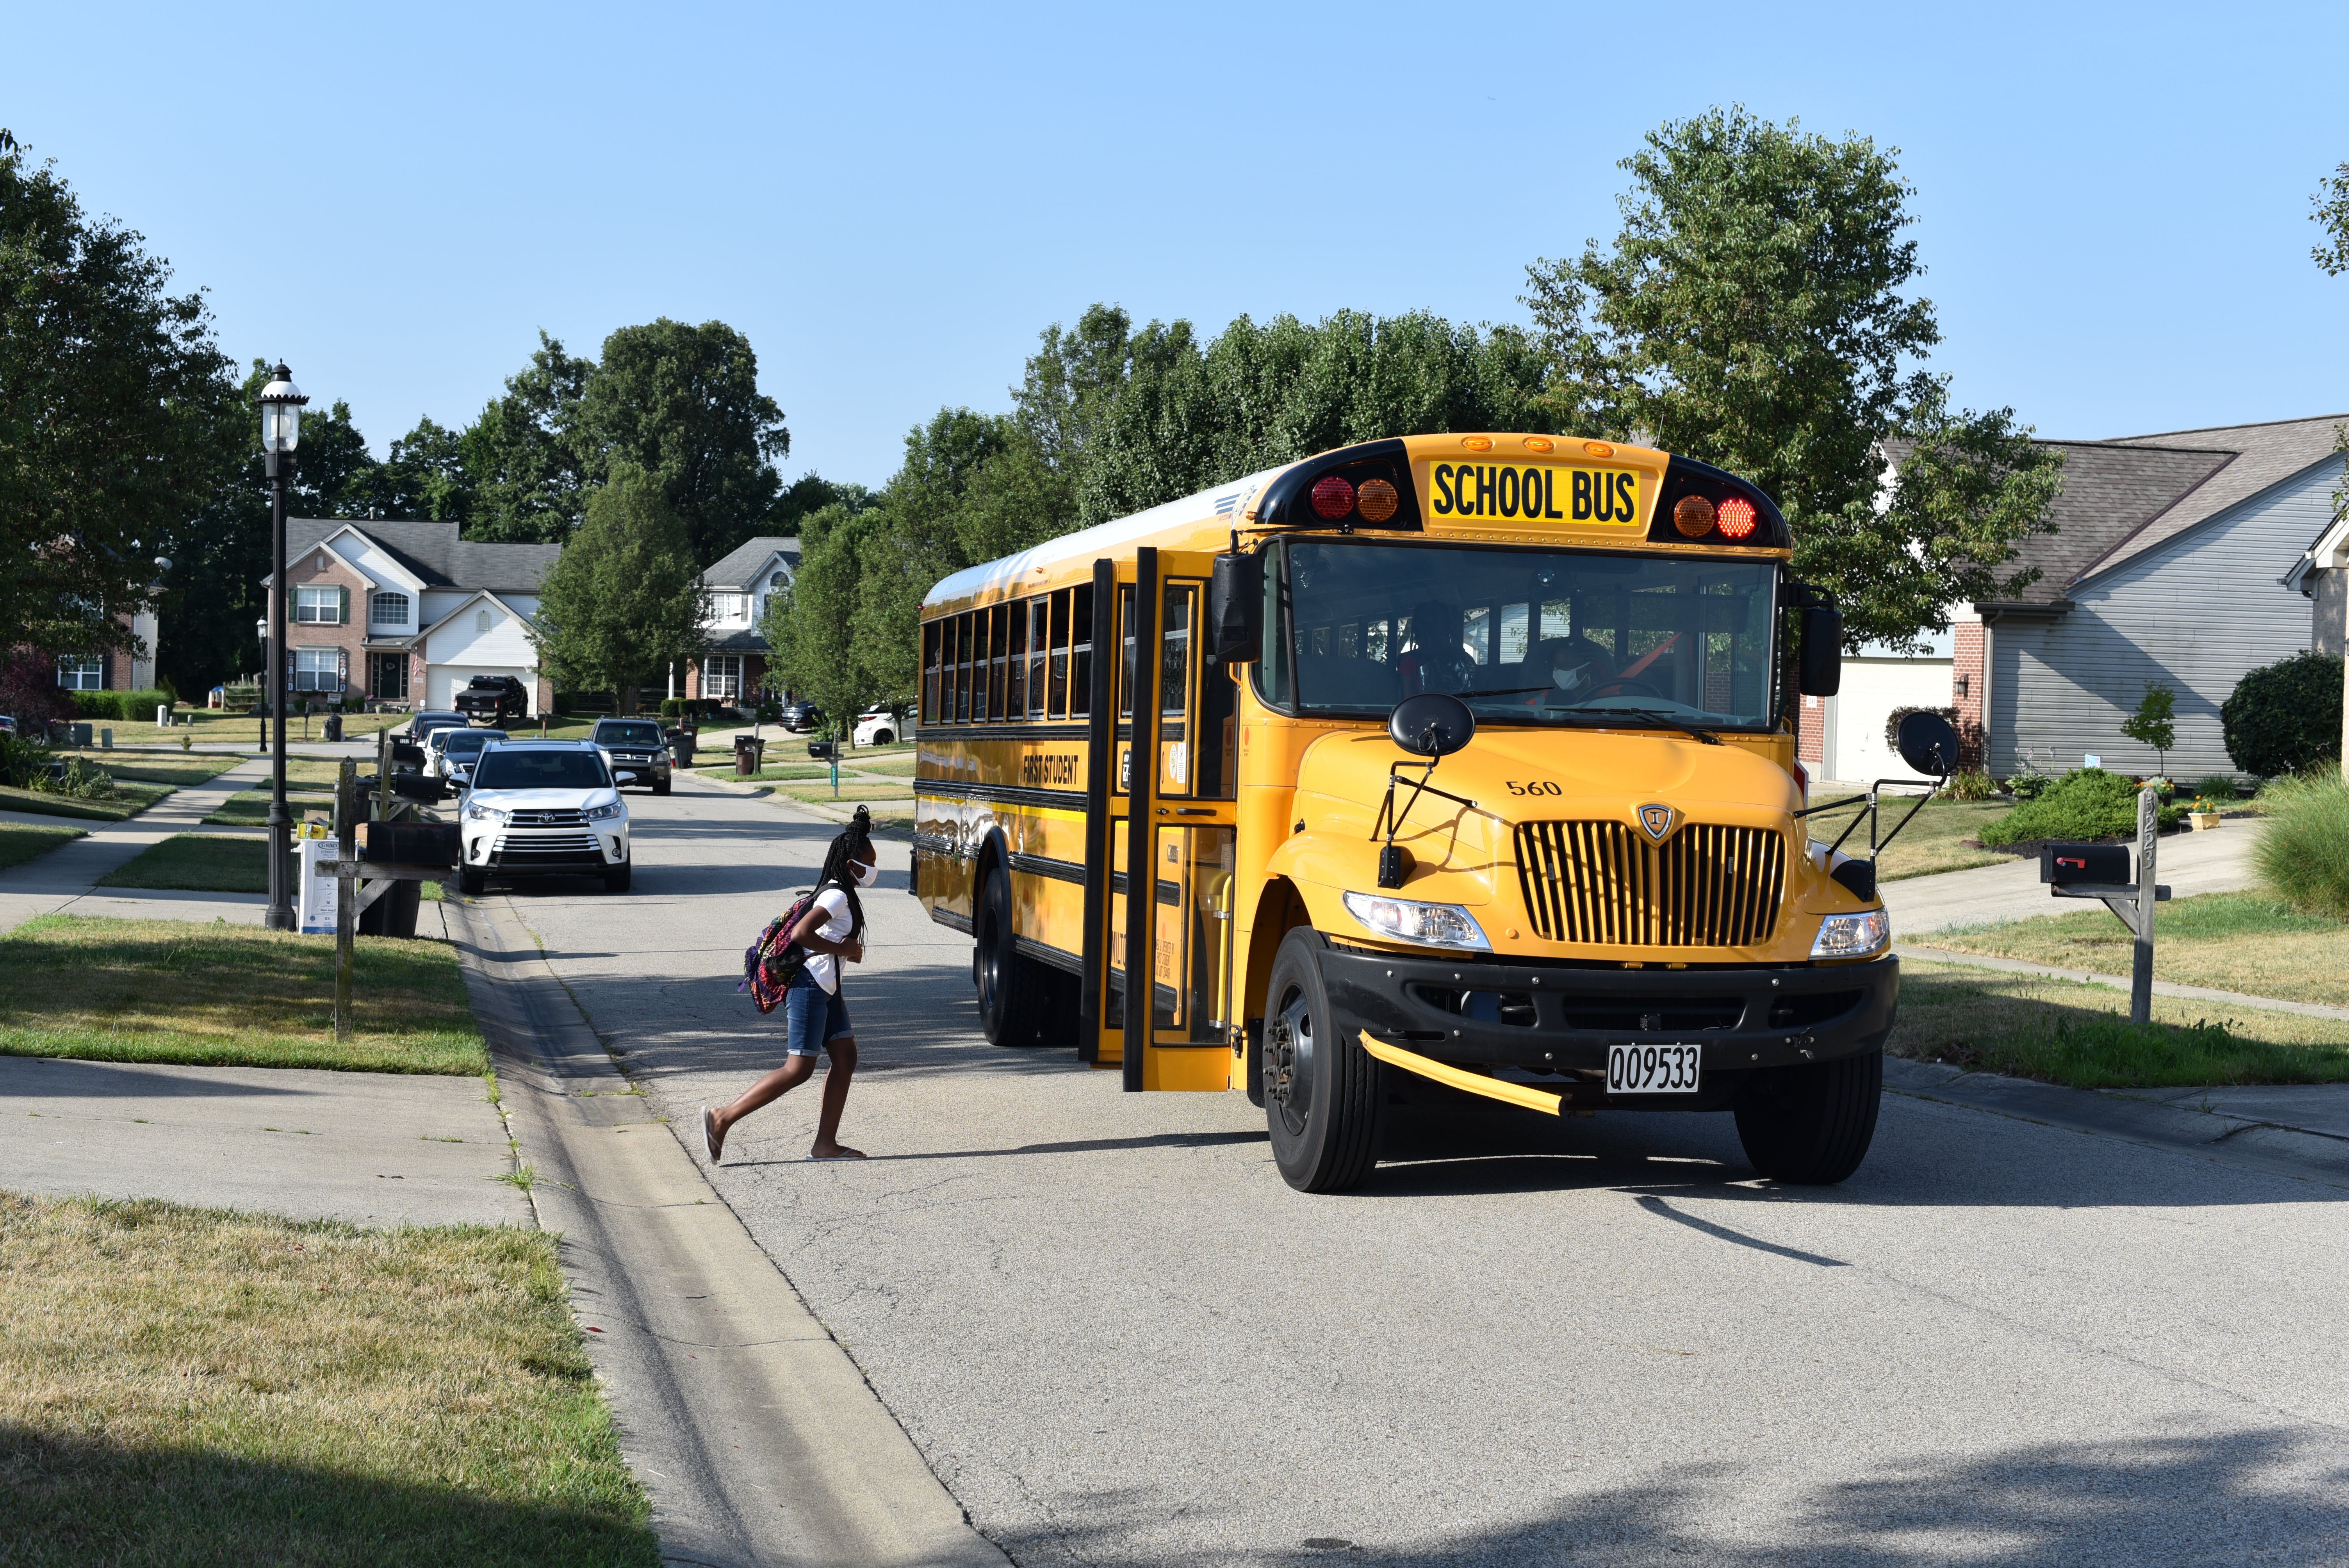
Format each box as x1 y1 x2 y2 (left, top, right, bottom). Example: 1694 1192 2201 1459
50 595 161 697
676 536 800 706
262 519 560 713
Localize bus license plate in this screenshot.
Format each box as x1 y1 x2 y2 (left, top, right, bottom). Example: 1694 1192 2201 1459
1608 1042 1702 1094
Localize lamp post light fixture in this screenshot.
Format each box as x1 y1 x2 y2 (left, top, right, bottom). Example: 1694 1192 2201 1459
258 363 308 932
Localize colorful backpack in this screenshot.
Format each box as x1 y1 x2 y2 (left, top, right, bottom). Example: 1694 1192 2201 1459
739 890 819 1013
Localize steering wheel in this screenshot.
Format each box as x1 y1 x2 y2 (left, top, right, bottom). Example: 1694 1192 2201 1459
1580 676 1668 702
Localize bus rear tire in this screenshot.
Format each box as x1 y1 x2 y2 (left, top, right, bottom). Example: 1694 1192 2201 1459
976 863 1052 1048
1263 929 1381 1193
1733 1048 1883 1185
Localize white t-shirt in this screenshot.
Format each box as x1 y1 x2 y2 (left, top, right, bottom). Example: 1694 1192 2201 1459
799 885 854 995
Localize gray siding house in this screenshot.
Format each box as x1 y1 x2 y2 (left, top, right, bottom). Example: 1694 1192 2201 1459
1964 415 2345 779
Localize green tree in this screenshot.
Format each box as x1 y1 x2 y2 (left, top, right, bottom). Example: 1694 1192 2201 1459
574 318 788 565
2120 681 2178 777
2222 652 2339 779
2312 159 2349 276
0 130 239 660
533 467 707 715
379 415 471 521
1523 105 2060 651
764 504 901 743
459 330 593 544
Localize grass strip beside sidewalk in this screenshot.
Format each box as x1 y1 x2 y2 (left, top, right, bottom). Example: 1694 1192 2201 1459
0 1192 656 1567
1928 891 2349 1008
0 779 175 822
0 916 485 1074
41 749 243 788
0 820 85 871
203 785 339 826
1890 957 2349 1088
96 835 267 893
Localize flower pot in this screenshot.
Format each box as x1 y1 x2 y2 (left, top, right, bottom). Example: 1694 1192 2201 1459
2189 811 2222 832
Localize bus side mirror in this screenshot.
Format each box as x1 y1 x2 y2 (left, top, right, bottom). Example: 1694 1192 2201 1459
1208 551 1262 663
1798 606 1842 697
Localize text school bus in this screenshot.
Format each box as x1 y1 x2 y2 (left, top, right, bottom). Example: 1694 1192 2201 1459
912 435 1948 1193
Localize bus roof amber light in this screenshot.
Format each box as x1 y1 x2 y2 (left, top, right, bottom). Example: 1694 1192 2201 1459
1583 441 1615 458
1521 436 1554 453
1356 479 1399 523
1672 495 1716 538
1310 474 1357 520
1461 436 1494 451
1716 497 1758 540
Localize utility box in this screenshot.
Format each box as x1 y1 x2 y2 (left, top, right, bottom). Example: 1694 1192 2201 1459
357 820 460 867
2041 841 2132 885
298 838 340 935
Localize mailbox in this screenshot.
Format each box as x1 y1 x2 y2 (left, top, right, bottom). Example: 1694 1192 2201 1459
358 820 461 867
390 740 426 769
807 740 838 761
2040 842 2132 886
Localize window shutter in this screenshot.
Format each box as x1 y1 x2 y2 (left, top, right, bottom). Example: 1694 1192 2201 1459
339 586 349 624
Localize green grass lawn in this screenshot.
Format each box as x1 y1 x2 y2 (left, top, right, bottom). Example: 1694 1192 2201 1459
0 779 175 822
203 785 338 826
1890 957 2349 1087
176 705 408 739
1923 891 2349 1007
95 835 266 894
40 749 242 788
0 1192 656 1567
846 755 921 777
1804 788 2011 881
697 763 838 782
765 780 918 804
0 916 485 1074
0 820 84 871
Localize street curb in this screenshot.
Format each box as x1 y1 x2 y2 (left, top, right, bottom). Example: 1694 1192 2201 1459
1897 944 2349 1022
444 893 1010 1568
1883 1057 2349 1189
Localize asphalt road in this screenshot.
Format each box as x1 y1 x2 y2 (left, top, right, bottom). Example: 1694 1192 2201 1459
493 776 2349 1567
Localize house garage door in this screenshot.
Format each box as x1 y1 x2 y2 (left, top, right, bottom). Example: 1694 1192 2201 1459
434 666 534 716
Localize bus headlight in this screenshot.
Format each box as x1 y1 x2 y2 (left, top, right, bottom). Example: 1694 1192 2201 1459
1812 909 1890 959
1342 891 1490 950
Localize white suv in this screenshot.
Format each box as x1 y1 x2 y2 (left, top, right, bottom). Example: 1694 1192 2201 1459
456 740 631 895
853 709 905 747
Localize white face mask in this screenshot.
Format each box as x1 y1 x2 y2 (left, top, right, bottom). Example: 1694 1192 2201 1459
1552 665 1588 691
850 859 880 888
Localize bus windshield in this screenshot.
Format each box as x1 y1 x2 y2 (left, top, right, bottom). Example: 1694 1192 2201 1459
1260 540 1779 730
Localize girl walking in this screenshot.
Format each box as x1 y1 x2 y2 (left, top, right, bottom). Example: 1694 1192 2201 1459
704 807 880 1164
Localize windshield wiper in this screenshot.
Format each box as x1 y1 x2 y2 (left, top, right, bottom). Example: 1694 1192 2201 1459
1548 706 1723 745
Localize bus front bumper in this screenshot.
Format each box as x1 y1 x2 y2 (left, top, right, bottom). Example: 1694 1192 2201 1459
1315 943 1898 1103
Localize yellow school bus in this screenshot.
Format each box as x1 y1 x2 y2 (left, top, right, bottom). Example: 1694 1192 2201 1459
913 433 1916 1192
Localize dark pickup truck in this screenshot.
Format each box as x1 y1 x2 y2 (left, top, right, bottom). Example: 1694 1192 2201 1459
453 674 529 725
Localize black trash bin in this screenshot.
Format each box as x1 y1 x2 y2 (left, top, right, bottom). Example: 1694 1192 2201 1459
733 735 766 777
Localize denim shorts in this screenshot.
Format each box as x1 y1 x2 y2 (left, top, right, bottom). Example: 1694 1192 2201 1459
783 971 854 1057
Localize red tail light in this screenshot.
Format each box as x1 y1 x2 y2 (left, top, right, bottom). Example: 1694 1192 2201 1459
1310 474 1356 520
1716 497 1757 540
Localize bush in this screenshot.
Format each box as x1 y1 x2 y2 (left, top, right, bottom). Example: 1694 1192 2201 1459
2189 772 2242 802
32 755 118 800
67 689 172 723
2252 773 2349 918
0 732 50 789
2221 650 2340 778
1943 768 1996 801
1978 767 2184 847
2003 773 2051 802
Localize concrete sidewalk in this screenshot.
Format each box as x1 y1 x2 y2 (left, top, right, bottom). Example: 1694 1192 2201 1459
0 757 273 935
1884 820 2260 935
0 1055 527 1226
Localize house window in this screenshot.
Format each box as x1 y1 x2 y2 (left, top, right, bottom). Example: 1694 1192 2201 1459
768 571 786 588
295 586 342 624
711 592 748 622
293 649 343 692
369 592 410 629
702 655 743 700
56 657 104 691
476 609 494 633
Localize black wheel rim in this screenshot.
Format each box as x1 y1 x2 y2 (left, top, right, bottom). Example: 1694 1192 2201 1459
1264 981 1316 1138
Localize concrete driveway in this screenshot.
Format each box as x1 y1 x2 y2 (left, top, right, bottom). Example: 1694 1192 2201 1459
487 777 2349 1566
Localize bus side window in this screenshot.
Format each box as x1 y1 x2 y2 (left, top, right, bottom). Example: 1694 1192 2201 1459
1160 585 1190 718
1028 599 1048 719
921 620 940 723
1008 598 1028 720
1117 585 1135 720
1069 584 1092 718
990 604 1010 721
956 612 973 723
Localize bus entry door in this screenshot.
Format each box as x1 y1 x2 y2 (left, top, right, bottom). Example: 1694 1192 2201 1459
1115 547 1237 1092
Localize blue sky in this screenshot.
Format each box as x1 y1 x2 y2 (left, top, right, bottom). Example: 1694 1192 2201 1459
7 1 2346 490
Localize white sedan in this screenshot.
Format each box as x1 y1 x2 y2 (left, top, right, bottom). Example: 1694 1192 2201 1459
456 740 631 895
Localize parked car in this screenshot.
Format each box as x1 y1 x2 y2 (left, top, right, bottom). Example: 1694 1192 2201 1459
589 718 674 795
780 700 824 733
853 709 905 747
406 710 469 749
454 674 530 726
456 740 631 895
0 715 16 736
433 727 508 790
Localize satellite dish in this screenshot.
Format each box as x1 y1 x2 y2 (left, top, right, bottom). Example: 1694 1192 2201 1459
1388 693 1475 758
1896 710 1961 777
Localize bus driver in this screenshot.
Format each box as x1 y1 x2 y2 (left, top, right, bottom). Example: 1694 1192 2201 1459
1395 600 1478 696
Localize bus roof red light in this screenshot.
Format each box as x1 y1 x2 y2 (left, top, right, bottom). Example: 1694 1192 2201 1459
1310 474 1356 520
1716 497 1758 540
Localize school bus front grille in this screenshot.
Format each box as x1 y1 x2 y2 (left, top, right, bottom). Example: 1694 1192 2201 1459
1513 821 1786 947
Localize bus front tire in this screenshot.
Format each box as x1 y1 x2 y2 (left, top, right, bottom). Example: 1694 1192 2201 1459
976 863 1052 1048
1263 929 1381 1194
1732 1048 1883 1185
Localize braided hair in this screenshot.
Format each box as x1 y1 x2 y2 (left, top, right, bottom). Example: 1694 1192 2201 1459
814 804 875 942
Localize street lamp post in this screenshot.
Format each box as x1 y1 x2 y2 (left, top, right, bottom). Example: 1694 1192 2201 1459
259 364 308 932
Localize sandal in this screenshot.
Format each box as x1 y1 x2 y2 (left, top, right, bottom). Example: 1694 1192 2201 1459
702 1106 722 1165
